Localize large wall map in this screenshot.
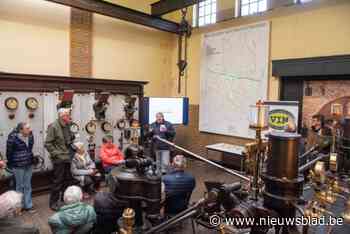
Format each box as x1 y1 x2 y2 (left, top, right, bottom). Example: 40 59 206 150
199 22 270 138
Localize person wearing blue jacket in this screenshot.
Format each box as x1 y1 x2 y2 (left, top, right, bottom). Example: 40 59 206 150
162 155 195 215
6 122 35 213
150 112 176 174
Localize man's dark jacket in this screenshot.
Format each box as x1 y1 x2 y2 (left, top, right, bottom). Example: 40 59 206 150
93 192 128 234
162 170 195 215
150 121 175 150
6 129 34 168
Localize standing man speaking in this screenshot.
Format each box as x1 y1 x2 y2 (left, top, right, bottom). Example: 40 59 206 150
45 108 75 211
150 112 176 175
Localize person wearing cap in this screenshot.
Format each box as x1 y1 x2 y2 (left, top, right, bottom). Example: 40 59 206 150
71 142 101 198
0 191 39 234
6 122 35 213
48 186 96 234
45 108 75 211
162 155 195 215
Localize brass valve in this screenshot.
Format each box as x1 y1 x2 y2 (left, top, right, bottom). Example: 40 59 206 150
119 208 135 234
342 200 350 223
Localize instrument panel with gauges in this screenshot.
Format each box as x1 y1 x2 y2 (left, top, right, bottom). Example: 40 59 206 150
4 97 19 111
25 97 39 111
0 72 146 196
85 121 97 135
101 121 113 133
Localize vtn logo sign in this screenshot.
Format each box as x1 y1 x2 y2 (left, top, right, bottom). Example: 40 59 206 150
269 109 295 130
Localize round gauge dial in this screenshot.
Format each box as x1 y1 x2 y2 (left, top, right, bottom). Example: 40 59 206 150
85 121 97 135
25 97 39 111
116 119 126 130
4 97 19 110
70 123 80 134
101 121 113 133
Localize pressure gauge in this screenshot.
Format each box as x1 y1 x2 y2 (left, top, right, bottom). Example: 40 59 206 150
4 97 19 110
85 121 97 135
25 97 39 111
116 119 126 130
101 121 113 133
70 123 80 134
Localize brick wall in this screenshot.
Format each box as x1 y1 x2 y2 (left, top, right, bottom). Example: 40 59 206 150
70 8 92 78
303 79 350 127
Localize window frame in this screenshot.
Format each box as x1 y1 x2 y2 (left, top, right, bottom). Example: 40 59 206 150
192 0 217 27
237 0 268 17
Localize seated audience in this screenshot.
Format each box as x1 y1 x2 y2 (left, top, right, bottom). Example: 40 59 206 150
100 135 125 173
93 192 128 234
48 186 96 234
71 142 101 198
0 191 39 234
162 155 196 215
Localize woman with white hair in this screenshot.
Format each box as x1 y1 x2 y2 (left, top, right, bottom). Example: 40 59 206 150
0 191 39 234
48 186 96 234
71 142 101 198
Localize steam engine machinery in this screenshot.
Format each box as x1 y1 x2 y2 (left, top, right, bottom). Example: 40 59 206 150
110 101 350 234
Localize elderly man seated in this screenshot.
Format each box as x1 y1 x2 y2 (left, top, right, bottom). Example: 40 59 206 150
0 191 39 234
162 155 196 216
48 186 96 234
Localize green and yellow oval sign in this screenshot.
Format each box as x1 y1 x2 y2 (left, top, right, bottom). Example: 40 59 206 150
269 109 295 130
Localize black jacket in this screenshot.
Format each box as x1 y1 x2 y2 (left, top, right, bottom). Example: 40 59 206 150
150 121 175 150
162 170 196 214
93 192 127 234
6 129 34 168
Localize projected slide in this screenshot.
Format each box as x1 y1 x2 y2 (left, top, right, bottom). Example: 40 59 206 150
142 97 189 125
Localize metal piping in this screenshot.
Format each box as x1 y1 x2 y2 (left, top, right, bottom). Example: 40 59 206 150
154 136 251 182
299 146 317 159
145 199 204 234
299 154 329 173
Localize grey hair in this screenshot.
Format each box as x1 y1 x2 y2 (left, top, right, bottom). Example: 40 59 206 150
0 191 23 218
58 108 71 118
156 112 164 118
63 186 82 205
173 155 187 169
16 122 30 132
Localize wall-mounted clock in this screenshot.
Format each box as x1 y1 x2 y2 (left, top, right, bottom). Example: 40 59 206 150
25 97 39 111
101 121 113 133
85 121 97 135
70 122 80 134
4 97 19 111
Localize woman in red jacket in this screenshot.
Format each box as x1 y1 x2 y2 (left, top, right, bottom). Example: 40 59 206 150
100 135 125 173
